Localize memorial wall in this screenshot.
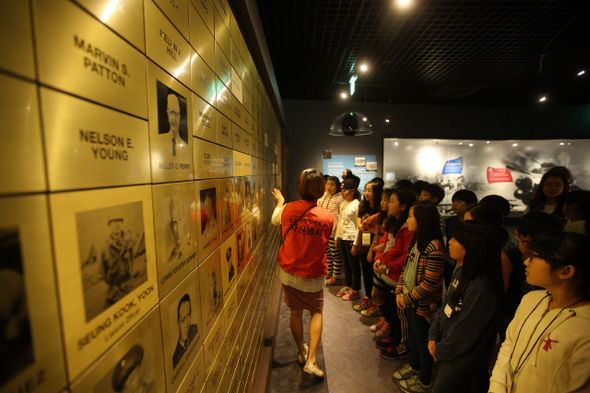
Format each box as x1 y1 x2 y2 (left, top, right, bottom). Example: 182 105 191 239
0 1 283 392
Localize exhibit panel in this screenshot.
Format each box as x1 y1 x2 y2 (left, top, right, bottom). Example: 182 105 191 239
193 138 220 180
195 180 221 261
383 138 590 213
159 267 203 393
69 307 166 393
49 185 159 380
152 182 199 298
0 74 46 195
0 195 66 393
192 93 218 143
41 88 151 191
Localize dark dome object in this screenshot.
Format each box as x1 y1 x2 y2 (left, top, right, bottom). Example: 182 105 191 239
329 112 373 137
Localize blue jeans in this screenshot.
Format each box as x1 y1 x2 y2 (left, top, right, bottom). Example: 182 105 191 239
407 307 434 386
432 362 489 393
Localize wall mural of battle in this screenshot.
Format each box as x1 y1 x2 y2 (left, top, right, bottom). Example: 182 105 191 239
383 139 590 214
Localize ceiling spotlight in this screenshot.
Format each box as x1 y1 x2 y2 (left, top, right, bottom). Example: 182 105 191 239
539 96 547 102
469 144 473 147
486 141 490 144
395 142 399 146
363 117 367 121
385 117 390 123
560 142 565 145
459 142 463 145
578 70 586 76
397 0 412 7
341 92 348 99
360 64 368 72
513 143 518 147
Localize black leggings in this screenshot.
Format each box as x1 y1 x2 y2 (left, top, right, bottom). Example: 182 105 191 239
339 239 360 289
358 251 373 298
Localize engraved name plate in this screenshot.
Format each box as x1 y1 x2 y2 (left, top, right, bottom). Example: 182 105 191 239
205 337 227 393
0 195 66 393
230 40 244 76
190 50 216 106
153 0 190 40
219 235 237 300
0 75 45 195
195 180 221 261
217 112 232 148
42 88 150 191
217 179 234 242
159 267 203 393
70 307 166 393
50 185 158 380
231 67 243 103
214 10 230 59
189 2 215 68
216 78 232 118
0 1 35 78
176 347 206 393
193 138 219 180
192 93 217 142
145 0 191 87
147 61 194 183
75 0 145 52
223 286 238 335
212 0 230 28
191 0 213 34
217 146 234 178
152 182 198 298
203 314 225 377
233 151 243 177
34 0 147 118
215 43 231 89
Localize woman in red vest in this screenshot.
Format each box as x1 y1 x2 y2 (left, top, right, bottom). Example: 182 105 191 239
272 168 335 378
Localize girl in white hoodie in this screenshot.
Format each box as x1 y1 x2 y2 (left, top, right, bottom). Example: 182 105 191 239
489 231 590 393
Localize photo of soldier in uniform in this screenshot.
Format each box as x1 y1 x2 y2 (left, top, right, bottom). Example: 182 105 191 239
0 228 34 386
244 180 252 211
162 195 193 264
172 294 199 369
156 80 188 159
200 188 218 238
222 187 231 226
77 202 147 322
209 271 221 311
236 231 245 271
110 345 156 393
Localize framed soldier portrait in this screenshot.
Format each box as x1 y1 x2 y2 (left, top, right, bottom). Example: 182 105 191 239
159 267 202 393
152 182 198 298
50 185 158 379
0 195 66 393
70 307 165 393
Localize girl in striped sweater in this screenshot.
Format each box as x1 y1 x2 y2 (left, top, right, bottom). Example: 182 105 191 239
317 176 344 284
393 201 445 393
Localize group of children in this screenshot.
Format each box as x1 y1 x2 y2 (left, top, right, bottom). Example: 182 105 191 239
315 169 590 393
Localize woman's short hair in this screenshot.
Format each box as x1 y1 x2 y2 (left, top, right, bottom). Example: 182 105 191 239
297 168 326 201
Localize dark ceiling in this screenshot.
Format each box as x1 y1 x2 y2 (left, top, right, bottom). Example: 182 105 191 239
256 0 590 107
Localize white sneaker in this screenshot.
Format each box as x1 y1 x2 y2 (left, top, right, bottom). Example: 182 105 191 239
298 343 309 365
304 362 325 378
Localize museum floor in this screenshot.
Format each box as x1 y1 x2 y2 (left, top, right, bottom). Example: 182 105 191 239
269 286 419 393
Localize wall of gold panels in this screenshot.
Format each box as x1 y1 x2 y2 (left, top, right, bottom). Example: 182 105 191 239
0 0 283 392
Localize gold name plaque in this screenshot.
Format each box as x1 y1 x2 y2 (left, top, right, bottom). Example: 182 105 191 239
189 2 215 69
34 0 147 119
0 1 35 79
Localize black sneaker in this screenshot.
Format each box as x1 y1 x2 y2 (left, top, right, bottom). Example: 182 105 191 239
379 345 409 360
375 337 395 350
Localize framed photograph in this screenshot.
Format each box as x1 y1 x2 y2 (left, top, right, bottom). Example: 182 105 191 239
219 235 237 299
50 185 158 379
195 180 220 261
159 267 202 393
152 182 198 298
198 249 223 335
218 178 234 242
70 307 166 393
0 195 66 393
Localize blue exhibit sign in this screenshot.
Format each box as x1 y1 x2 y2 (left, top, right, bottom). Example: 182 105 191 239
442 157 464 175
321 155 377 190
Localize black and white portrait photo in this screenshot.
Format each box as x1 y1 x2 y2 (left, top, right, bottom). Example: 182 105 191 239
0 228 34 386
77 202 147 322
225 247 235 284
156 80 188 159
200 188 218 238
172 294 199 369
161 194 193 265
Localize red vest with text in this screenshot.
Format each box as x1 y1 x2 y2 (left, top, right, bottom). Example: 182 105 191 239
278 200 334 279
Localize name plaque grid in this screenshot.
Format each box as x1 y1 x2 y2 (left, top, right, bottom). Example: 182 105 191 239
1 0 283 392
